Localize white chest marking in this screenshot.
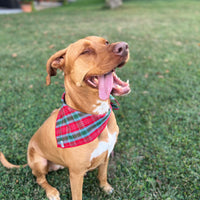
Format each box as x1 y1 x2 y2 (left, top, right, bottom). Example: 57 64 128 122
93 100 109 115
90 131 117 161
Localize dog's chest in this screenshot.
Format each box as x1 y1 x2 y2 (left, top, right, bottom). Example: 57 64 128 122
90 126 118 162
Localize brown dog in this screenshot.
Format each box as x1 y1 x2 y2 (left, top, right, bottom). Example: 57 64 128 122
0 36 130 200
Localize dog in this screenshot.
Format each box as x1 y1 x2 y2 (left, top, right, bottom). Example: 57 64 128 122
0 36 131 200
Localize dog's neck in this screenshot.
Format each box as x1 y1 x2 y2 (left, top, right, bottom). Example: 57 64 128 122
64 79 110 115
64 92 110 115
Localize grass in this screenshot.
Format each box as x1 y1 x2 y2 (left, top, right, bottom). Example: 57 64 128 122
0 0 200 199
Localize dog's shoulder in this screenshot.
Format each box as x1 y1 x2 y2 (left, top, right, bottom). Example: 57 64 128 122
50 109 59 116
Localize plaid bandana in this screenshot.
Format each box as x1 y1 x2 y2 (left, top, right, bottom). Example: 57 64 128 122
55 93 119 148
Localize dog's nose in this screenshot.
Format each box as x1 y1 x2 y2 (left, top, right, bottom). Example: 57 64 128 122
113 42 129 56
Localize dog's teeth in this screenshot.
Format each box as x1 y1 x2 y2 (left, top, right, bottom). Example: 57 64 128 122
126 80 129 84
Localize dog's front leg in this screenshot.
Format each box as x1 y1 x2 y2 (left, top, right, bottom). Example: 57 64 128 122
98 158 114 194
69 171 84 200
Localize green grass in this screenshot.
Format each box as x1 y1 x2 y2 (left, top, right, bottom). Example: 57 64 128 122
0 0 200 199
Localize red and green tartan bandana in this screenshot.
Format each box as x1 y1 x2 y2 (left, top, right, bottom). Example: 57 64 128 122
55 93 119 148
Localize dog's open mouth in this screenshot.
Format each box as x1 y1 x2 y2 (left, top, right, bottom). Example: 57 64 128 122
85 71 130 100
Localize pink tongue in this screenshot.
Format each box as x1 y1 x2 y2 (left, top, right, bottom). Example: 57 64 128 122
98 72 113 100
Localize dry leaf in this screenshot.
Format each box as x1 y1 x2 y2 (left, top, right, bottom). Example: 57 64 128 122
165 69 170 73
174 41 182 46
144 73 149 78
156 179 162 187
5 23 11 28
117 26 122 33
188 61 192 66
49 44 55 49
29 84 33 89
158 75 164 79
131 35 136 39
164 58 169 63
143 91 149 94
12 53 17 58
175 109 179 113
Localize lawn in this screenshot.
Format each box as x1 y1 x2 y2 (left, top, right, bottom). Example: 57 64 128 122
0 0 200 199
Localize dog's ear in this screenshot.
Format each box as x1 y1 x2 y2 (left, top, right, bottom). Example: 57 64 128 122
46 48 67 86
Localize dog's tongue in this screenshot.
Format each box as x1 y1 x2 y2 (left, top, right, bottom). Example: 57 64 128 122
98 72 113 100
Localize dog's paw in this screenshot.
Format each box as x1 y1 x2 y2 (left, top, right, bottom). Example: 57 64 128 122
101 183 114 194
47 188 60 200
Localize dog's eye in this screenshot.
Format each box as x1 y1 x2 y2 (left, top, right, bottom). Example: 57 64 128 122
105 41 109 45
80 48 95 56
80 49 90 55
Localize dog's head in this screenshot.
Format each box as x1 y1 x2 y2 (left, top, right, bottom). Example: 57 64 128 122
46 36 130 100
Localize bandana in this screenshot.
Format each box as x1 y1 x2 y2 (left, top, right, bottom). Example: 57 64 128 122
55 93 119 148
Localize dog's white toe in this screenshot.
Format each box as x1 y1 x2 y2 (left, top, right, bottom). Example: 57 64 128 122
101 184 114 194
47 188 60 200
48 195 60 200
106 187 114 194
